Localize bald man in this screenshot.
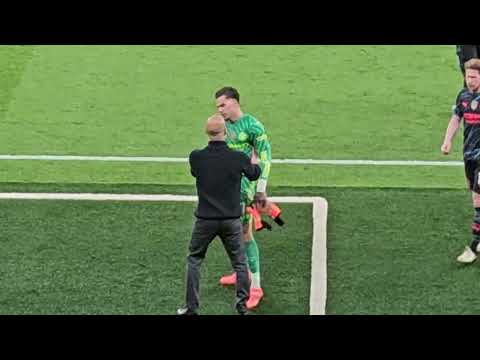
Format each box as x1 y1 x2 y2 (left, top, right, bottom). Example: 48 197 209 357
177 115 261 315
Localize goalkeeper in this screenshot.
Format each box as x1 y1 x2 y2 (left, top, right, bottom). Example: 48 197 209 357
214 86 272 310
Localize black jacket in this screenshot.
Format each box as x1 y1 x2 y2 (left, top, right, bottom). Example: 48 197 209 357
189 141 261 219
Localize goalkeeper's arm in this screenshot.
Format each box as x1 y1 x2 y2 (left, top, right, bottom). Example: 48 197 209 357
251 122 272 205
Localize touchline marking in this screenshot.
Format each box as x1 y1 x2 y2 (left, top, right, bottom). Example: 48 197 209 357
0 193 328 315
0 155 464 167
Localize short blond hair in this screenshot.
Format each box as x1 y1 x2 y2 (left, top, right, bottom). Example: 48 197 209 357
465 58 480 74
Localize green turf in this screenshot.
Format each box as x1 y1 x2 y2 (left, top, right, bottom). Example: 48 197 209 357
0 199 312 315
0 160 468 189
1 185 479 315
1 45 477 315
0 46 35 118
0 45 467 190
323 187 479 315
0 45 464 162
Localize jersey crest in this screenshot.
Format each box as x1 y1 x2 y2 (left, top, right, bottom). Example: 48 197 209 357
238 132 248 142
472 100 479 111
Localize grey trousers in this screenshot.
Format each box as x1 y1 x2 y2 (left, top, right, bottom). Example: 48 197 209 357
186 218 250 314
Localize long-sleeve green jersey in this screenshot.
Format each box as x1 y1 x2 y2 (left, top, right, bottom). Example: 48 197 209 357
225 113 272 201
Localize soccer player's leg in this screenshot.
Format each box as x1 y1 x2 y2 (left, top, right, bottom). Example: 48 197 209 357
236 180 264 309
243 210 264 309
458 161 480 264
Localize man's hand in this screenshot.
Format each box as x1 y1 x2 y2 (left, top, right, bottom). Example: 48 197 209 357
254 192 268 210
441 141 452 155
441 116 460 156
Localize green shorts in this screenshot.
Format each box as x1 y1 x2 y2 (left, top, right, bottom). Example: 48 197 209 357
240 177 257 225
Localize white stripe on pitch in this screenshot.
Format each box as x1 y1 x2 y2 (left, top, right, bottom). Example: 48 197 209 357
0 192 328 316
0 155 464 166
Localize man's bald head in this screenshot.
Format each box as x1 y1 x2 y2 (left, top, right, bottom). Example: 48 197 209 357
206 114 226 140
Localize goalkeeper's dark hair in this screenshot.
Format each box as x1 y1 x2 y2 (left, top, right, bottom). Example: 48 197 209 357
215 87 240 103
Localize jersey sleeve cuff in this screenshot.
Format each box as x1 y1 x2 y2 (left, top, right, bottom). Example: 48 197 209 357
257 179 267 193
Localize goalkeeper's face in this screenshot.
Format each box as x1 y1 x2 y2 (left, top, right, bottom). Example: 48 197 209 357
216 95 239 120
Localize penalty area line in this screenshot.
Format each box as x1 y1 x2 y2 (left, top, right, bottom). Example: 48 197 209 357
0 192 328 315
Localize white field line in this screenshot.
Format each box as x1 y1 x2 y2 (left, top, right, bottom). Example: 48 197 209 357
0 193 328 316
0 155 464 167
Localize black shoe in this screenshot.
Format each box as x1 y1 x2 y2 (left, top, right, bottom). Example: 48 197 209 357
177 306 198 315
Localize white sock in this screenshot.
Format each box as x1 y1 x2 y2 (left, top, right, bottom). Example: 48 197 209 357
251 272 261 289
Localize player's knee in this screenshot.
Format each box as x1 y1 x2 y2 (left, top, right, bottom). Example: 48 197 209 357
243 231 253 242
473 187 480 205
187 253 204 267
242 222 253 240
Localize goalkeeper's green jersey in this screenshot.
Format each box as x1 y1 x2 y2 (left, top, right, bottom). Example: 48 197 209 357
225 113 272 200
